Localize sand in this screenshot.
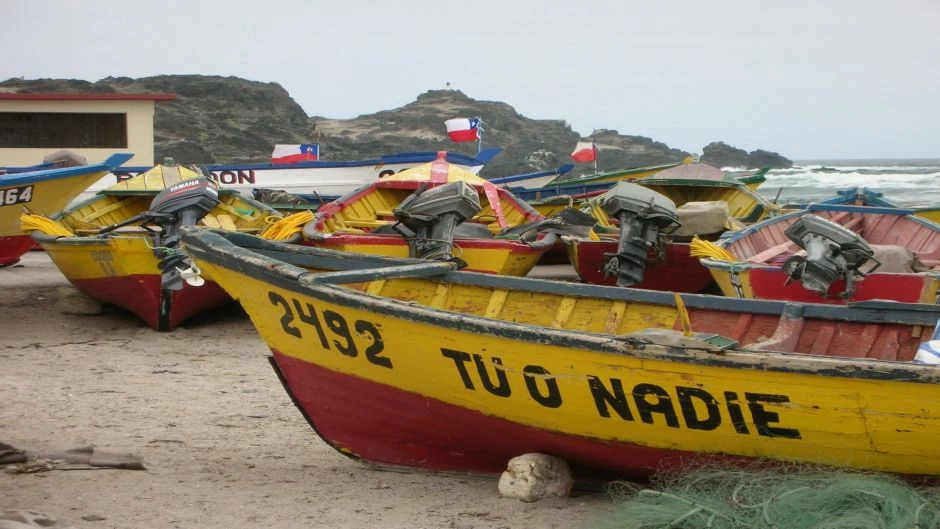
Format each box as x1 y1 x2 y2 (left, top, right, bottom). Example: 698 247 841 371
0 251 615 529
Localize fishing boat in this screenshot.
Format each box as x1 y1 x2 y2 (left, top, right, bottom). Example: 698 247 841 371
698 203 940 304
300 152 560 276
179 227 940 483
564 175 776 290
62 148 503 204
24 161 283 331
0 152 133 267
487 164 574 189
509 161 684 203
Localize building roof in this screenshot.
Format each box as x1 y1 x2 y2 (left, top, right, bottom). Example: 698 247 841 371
0 92 176 102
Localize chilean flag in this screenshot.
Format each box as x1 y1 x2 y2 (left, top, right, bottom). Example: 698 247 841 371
445 118 481 142
570 140 597 163
272 144 319 164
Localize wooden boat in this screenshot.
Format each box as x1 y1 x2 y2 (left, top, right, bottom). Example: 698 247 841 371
509 161 684 203
180 227 940 483
778 186 940 225
300 152 559 276
24 162 282 331
699 203 940 304
653 162 769 191
0 152 132 267
58 148 503 204
564 176 775 291
488 164 574 190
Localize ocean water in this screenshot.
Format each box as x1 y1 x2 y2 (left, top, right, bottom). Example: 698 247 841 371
752 158 940 208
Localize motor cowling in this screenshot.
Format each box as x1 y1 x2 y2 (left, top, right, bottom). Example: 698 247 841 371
392 180 482 262
146 177 221 290
599 181 680 286
781 214 878 297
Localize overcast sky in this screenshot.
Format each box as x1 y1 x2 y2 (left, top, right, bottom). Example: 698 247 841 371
5 0 938 160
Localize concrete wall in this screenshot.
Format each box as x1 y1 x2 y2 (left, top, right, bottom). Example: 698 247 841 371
0 99 156 167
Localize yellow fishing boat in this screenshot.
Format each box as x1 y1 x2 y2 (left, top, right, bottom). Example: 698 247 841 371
180 228 940 483
301 152 558 276
24 161 283 331
0 152 132 266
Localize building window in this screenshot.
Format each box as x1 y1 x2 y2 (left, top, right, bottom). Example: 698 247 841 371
0 112 128 148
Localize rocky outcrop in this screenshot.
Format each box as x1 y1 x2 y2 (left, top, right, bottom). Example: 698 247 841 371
700 141 792 169
0 76 792 174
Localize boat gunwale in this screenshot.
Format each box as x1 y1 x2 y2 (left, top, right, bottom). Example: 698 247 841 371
180 228 940 382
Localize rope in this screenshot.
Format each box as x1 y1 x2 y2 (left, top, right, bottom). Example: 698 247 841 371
689 236 738 262
259 211 314 240
20 213 73 236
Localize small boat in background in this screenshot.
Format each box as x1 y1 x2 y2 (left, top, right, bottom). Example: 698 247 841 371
509 160 684 202
487 163 574 189
24 161 282 331
699 203 940 304
64 148 503 204
300 152 560 276
0 152 132 267
180 227 940 483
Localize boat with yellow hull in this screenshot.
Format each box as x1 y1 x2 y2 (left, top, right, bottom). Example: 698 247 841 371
301 152 558 276
699 203 940 305
0 152 132 267
25 163 282 331
180 228 940 483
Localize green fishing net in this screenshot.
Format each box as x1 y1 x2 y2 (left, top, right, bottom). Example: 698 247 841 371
584 461 940 529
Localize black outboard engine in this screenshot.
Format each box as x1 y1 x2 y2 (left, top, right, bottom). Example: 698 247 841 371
392 180 482 262
99 177 220 291
600 181 680 286
781 214 879 298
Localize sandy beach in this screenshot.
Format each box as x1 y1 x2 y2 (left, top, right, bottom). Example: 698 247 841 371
0 251 614 529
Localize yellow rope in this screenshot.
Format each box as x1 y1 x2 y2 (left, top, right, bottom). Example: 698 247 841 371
20 213 73 236
259 211 314 240
689 236 737 261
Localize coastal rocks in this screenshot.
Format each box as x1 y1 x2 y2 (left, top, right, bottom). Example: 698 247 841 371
497 453 574 502
700 141 793 169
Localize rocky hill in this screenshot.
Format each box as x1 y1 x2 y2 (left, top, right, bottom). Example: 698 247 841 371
0 75 792 175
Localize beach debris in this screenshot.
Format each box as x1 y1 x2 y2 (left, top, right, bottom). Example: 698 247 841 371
497 453 573 502
0 510 75 529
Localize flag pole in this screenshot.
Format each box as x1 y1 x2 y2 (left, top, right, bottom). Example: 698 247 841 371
476 117 484 155
592 131 597 173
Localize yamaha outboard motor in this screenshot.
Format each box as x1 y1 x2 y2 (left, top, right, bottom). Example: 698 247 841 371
392 180 482 262
781 214 879 298
99 177 220 291
600 181 680 286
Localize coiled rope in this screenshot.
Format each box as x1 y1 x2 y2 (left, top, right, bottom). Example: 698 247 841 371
259 211 314 240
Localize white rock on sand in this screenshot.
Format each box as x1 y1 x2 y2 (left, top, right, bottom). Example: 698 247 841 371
0 251 613 529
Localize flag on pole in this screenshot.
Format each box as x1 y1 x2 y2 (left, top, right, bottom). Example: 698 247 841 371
445 118 481 142
271 144 319 164
570 139 597 163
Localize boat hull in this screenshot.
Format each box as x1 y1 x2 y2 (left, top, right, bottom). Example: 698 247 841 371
567 238 716 293
77 150 497 203
182 230 940 482
1 153 133 266
34 234 231 330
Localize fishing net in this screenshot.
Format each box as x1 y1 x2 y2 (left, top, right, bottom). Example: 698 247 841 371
584 461 940 529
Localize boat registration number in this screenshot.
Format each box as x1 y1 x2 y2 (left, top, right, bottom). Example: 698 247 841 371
1 185 33 205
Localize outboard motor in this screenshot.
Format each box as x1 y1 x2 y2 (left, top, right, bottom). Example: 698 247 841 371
600 181 680 286
99 177 220 290
392 180 482 262
781 214 879 298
